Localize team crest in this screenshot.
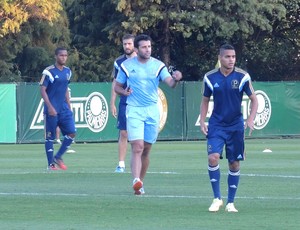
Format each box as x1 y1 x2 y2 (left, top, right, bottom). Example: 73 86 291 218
249 90 271 129
231 80 239 89
85 92 108 132
157 88 168 132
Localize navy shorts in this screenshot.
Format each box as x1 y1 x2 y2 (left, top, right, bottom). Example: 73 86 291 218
44 109 76 140
117 103 127 130
206 127 245 162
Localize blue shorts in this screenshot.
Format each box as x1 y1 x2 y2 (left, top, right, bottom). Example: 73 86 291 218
44 110 76 140
126 104 159 144
117 103 127 130
206 127 245 162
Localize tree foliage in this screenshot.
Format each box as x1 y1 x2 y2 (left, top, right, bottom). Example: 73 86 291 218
0 0 62 37
0 0 299 82
0 0 70 82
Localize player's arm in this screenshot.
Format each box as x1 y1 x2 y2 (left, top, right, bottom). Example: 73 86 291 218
114 65 131 96
114 81 131 96
40 86 57 116
110 78 117 118
164 70 182 88
246 92 258 136
199 96 210 136
65 88 71 110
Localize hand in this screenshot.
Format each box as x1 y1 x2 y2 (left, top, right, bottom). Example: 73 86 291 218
200 122 208 136
48 106 57 116
123 86 132 96
110 104 117 118
172 70 183 82
245 119 255 136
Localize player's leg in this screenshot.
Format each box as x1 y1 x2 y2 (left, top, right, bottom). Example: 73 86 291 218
115 103 128 172
44 114 58 170
127 105 145 194
54 110 76 170
207 127 225 212
55 127 61 144
225 129 244 212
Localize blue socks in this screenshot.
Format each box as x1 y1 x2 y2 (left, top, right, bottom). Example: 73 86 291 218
208 165 240 203
208 164 221 199
45 139 54 165
227 169 240 203
55 135 74 159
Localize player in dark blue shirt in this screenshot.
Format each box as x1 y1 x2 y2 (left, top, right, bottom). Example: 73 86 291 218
40 47 76 171
200 44 258 212
110 34 136 173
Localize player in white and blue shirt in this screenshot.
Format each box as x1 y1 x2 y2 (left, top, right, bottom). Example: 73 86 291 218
200 44 258 212
115 34 182 195
40 47 76 170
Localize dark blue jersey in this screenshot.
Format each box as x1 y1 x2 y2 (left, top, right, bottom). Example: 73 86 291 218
39 65 72 114
203 67 254 130
113 54 128 105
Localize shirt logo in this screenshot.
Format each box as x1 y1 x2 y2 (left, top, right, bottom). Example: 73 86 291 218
237 154 243 159
231 80 239 89
55 75 59 79
213 83 219 88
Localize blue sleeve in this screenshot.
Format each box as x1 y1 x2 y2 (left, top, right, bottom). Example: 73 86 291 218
203 76 212 97
159 66 171 81
243 80 255 97
116 65 127 84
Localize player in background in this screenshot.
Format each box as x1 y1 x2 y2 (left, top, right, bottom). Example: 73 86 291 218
115 34 182 195
110 34 136 173
40 47 76 171
56 127 62 144
199 44 258 212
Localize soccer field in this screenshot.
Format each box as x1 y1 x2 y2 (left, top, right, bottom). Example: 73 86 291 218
0 139 299 229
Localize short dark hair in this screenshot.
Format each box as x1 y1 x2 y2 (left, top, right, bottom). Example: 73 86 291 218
55 47 67 55
219 44 235 54
134 34 152 48
122 34 135 41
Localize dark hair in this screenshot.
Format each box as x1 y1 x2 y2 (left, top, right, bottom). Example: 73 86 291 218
134 34 152 48
219 44 235 54
55 47 67 55
122 34 135 41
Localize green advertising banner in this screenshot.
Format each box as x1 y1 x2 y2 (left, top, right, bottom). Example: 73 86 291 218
158 83 184 140
17 83 119 143
13 81 300 143
186 81 300 139
0 84 16 143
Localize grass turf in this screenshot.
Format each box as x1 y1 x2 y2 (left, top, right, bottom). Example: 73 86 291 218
0 139 299 229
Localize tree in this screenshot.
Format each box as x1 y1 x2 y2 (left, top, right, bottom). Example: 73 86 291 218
109 0 297 81
0 0 62 37
66 0 121 82
0 0 67 82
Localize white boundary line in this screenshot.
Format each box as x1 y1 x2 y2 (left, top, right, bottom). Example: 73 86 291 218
0 192 299 200
0 171 299 179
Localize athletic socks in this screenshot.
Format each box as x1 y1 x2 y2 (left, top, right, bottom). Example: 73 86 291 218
45 139 54 165
55 135 74 159
208 164 221 199
227 169 240 203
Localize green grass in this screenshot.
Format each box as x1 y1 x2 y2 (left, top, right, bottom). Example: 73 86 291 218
0 139 299 229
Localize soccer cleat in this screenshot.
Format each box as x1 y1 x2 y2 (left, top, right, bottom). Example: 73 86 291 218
132 178 143 194
208 198 223 212
47 163 59 171
56 139 62 144
54 158 67 170
115 166 125 173
134 187 145 195
225 203 238 212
